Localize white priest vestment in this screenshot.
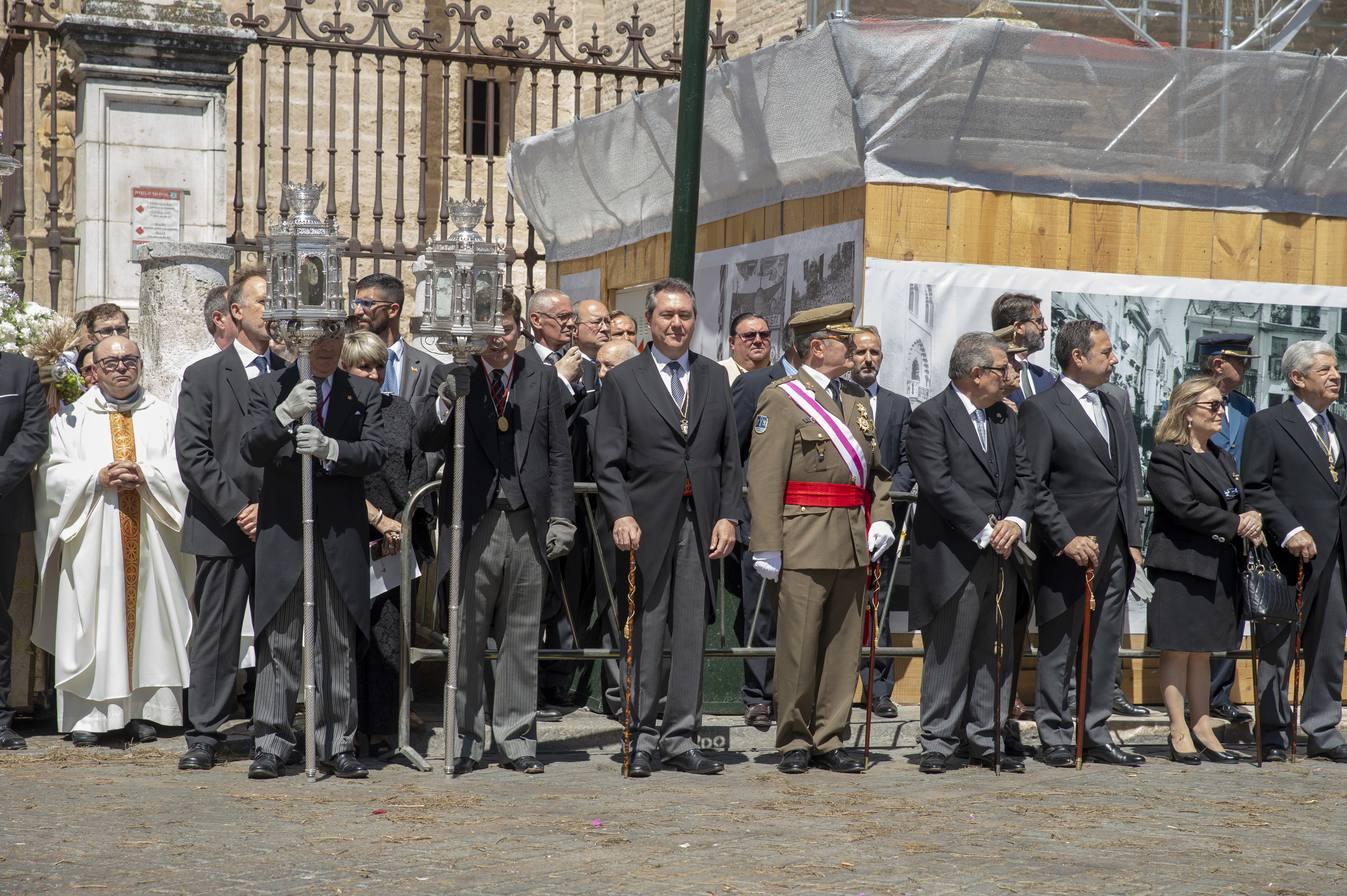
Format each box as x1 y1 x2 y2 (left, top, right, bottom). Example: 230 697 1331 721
33 388 195 732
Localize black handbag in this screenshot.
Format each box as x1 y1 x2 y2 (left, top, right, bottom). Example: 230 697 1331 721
1241 541 1298 624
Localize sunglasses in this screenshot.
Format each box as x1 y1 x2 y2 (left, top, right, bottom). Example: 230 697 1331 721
1193 400 1225 413
734 330 771 342
351 299 397 311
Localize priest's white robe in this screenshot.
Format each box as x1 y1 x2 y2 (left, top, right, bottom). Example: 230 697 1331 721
32 388 195 732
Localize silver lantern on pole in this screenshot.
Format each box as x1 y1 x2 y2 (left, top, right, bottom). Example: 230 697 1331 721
261 181 348 784
414 197 507 777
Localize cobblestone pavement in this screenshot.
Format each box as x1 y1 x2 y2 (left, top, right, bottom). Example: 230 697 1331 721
5 718 1347 896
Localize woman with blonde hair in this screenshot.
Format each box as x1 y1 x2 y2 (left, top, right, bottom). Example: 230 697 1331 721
1145 375 1264 764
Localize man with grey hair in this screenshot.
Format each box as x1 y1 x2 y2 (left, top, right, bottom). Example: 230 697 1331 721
909 332 1032 773
1243 339 1347 762
527 289 584 397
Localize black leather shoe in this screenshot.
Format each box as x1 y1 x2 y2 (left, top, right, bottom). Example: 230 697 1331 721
125 719 158 743
1261 746 1288 763
501 755 545 774
664 748 724 775
320 751 368 779
1197 744 1240 764
70 731 99 747
870 696 899 719
1210 703 1254 724
1308 743 1347 763
536 707 564 723
1041 745 1076 768
451 757 482 777
248 751 283 779
744 703 772 730
626 751 653 778
178 744 216 771
1085 743 1145 767
1002 727 1034 758
0 727 27 750
919 752 948 774
1167 736 1200 765
778 749 809 774
974 754 1025 773
1111 695 1151 717
811 749 864 773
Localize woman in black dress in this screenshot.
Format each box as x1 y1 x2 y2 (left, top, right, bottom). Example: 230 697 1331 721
1146 375 1264 764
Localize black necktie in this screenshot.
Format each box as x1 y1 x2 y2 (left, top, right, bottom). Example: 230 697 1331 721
827 378 841 407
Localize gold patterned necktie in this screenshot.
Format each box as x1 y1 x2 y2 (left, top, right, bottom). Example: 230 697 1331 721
107 410 141 687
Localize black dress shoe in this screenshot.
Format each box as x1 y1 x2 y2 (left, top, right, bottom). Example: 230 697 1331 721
1085 743 1145 767
663 748 724 775
320 751 368 779
70 731 99 747
1002 727 1034 758
626 751 653 778
1308 743 1347 763
919 752 948 774
1111 695 1151 717
973 754 1025 773
451 757 482 777
1261 745 1288 762
811 749 864 773
1197 744 1240 764
0 727 26 750
501 755 545 774
870 696 899 719
178 744 217 771
1167 736 1200 765
248 751 284 779
1041 745 1076 768
536 707 564 723
744 703 772 730
778 749 809 774
1210 703 1254 724
125 719 158 743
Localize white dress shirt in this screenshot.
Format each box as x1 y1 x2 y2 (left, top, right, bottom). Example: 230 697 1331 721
234 339 269 380
531 338 579 394
951 384 1026 548
1280 396 1341 547
1060 374 1110 452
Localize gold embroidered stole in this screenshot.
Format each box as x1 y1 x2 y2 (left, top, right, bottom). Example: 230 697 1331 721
108 411 140 687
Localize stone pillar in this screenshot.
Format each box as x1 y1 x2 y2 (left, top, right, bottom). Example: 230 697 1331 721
133 242 233 400
58 1 252 322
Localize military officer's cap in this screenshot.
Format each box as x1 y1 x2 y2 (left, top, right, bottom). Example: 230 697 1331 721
992 324 1028 356
1195 332 1258 362
787 302 863 338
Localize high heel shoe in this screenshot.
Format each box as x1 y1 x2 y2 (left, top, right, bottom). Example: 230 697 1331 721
1168 735 1201 765
1197 744 1240 764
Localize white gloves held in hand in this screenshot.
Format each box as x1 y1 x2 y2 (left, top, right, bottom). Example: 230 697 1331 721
867 521 895 562
295 424 339 462
752 551 782 582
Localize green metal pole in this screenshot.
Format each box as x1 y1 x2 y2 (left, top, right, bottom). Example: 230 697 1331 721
668 0 712 283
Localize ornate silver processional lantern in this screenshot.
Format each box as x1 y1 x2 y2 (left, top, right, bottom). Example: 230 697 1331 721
417 198 507 777
262 182 348 784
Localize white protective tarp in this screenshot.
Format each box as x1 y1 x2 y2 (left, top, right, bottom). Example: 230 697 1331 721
509 16 1347 262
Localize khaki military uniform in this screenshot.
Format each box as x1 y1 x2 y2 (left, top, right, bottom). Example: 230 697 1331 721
746 370 894 753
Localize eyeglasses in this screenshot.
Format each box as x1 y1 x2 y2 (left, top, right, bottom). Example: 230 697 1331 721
1193 400 1225 413
983 364 1012 379
579 316 612 329
1019 317 1046 329
351 299 397 311
92 324 130 338
734 330 771 342
94 355 142 373
536 310 576 325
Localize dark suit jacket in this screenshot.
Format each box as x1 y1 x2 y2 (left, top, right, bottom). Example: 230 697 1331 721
593 349 743 598
874 384 914 494
907 385 1034 629
1144 442 1241 581
398 342 440 406
1242 399 1347 599
241 367 386 635
415 351 574 583
1020 380 1141 619
1008 360 1057 406
731 357 791 463
0 353 48 535
176 346 289 558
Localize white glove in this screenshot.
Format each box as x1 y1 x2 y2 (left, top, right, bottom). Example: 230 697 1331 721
752 551 782 582
295 424 339 462
867 521 896 562
276 379 318 426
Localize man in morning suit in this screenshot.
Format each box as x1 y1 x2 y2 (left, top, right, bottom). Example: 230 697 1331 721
416 294 576 775
593 277 743 778
351 272 439 407
176 268 289 771
0 347 48 750
847 325 913 719
747 303 895 774
241 332 386 780
1019 320 1145 768
1242 340 1347 762
908 333 1034 774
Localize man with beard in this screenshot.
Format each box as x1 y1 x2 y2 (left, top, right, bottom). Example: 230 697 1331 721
351 273 439 405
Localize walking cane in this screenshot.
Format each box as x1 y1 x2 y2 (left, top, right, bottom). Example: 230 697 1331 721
622 551 638 777
992 554 1007 776
863 564 880 770
1291 563 1306 761
1074 562 1097 770
1253 622 1263 768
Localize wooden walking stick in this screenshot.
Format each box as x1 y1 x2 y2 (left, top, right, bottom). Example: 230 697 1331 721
1291 562 1306 761
863 563 880 771
622 550 638 777
1074 563 1097 770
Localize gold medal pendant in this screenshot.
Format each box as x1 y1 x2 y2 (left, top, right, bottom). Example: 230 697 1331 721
679 420 689 436
497 415 509 433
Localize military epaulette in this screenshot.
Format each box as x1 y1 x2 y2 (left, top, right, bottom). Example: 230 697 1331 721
767 375 795 389
838 379 866 397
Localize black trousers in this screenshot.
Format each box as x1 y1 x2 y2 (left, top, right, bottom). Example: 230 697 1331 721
184 555 255 749
735 543 777 707
0 533 19 730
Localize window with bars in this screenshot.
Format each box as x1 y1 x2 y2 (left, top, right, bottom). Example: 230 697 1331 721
463 79 503 157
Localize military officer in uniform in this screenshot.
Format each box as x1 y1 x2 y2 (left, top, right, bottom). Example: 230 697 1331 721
747 303 896 774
